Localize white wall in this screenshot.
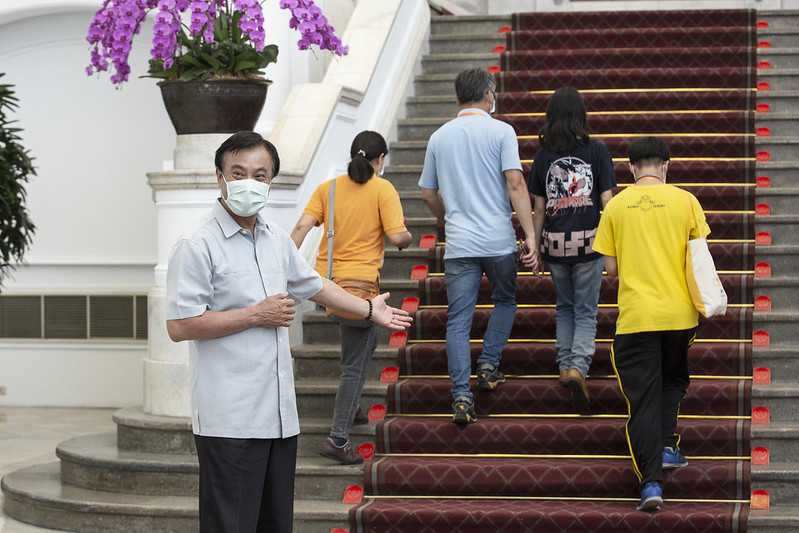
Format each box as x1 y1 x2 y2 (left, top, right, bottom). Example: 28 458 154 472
0 0 358 407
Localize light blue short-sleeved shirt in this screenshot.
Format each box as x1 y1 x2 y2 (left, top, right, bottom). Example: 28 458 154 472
166 200 323 439
418 108 522 259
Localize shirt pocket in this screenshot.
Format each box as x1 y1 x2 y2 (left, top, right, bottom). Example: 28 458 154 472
262 268 288 297
212 269 266 309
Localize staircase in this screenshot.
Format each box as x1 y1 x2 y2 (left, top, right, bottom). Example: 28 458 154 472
343 8 799 533
3 7 799 533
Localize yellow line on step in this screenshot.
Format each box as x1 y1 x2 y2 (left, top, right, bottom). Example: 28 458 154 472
508 109 750 117
416 303 753 310
425 269 754 277
519 133 754 140
522 88 757 95
386 413 751 420
397 374 751 381
405 338 751 344
374 452 751 461
363 494 751 504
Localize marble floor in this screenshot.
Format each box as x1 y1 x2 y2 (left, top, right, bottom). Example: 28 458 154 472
0 406 117 532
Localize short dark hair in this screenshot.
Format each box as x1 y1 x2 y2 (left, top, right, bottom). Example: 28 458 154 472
455 68 496 105
215 131 280 178
628 136 670 167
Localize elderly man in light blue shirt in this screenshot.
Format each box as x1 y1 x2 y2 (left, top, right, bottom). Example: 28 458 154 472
166 132 411 533
419 67 536 425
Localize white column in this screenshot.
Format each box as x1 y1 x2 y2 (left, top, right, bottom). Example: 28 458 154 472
143 134 227 417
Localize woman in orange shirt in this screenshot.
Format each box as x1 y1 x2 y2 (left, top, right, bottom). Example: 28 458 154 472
292 131 412 464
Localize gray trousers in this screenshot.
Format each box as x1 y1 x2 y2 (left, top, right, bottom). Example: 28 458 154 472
329 315 377 440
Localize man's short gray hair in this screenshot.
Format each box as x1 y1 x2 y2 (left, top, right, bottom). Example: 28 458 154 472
455 68 496 105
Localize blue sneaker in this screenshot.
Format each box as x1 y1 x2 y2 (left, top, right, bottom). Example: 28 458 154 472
662 446 688 469
636 482 663 512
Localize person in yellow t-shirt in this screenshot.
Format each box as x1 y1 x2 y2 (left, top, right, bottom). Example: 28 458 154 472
291 131 412 465
593 136 711 513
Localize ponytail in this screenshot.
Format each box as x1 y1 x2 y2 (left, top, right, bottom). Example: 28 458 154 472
348 131 388 184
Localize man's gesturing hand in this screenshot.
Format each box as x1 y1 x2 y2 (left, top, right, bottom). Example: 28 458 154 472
255 292 296 328
369 292 413 331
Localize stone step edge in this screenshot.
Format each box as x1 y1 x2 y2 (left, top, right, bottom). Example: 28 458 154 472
113 405 191 432
1 462 196 516
57 433 196 472
1 462 358 521
295 380 388 394
58 431 373 475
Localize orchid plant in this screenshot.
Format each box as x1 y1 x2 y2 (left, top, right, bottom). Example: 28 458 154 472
87 0 348 85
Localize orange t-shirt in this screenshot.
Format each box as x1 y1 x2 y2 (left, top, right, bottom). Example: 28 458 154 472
303 174 407 281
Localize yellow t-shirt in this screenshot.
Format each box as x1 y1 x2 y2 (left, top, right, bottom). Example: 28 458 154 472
303 174 407 281
593 183 711 335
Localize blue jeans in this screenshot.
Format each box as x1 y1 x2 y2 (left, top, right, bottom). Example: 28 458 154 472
445 253 518 400
548 257 604 378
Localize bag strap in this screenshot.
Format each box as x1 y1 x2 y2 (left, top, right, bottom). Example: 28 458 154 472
326 178 336 280
683 190 696 243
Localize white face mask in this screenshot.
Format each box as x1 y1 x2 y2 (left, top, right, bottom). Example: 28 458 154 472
223 175 270 217
489 89 497 114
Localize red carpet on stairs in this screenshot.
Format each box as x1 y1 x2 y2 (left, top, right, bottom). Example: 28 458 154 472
350 9 755 532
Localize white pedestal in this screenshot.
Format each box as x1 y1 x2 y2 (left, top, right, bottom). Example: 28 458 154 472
143 135 224 418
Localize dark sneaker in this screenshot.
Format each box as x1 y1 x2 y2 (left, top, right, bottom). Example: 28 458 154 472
662 446 688 469
353 406 369 425
636 481 663 512
566 368 590 414
477 363 505 391
452 396 476 425
319 437 364 465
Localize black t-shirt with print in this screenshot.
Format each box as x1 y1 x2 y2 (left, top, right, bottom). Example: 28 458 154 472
528 140 617 264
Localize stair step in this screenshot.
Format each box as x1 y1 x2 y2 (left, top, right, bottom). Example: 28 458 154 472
291 343 398 381
758 68 799 91
294 456 363 500
751 461 799 505
752 310 799 347
430 14 510 35
759 48 799 69
57 433 197 496
752 345 799 380
755 186 799 214
298 417 376 458
421 52 499 74
293 499 353 532
751 421 799 462
295 379 388 419
755 161 799 188
753 277 799 310
1 462 198 533
113 406 193 455
752 381 799 422
748 504 799 533
0 461 357 532
428 33 504 54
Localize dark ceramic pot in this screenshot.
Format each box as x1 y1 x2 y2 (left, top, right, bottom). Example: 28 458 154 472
158 78 271 135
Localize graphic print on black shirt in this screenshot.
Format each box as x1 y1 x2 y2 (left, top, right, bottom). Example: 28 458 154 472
545 156 595 216
541 155 598 261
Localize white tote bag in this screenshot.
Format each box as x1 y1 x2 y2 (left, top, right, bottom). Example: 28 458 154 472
684 196 728 318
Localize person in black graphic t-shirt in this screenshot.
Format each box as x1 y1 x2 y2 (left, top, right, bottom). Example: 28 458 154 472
525 87 616 414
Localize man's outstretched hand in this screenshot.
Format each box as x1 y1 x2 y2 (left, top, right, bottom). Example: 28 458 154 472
370 292 413 331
